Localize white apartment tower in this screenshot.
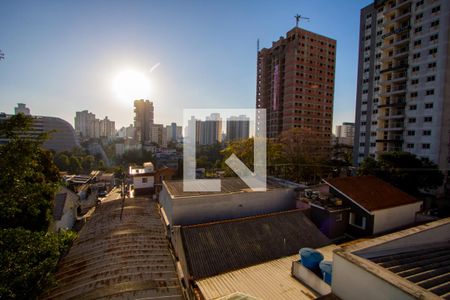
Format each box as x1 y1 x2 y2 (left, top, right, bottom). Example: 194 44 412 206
354 0 450 190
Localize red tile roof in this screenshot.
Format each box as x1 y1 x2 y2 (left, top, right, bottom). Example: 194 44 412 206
324 176 420 212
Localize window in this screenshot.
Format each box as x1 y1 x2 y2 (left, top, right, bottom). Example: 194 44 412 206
415 26 422 33
412 66 420 72
422 144 431 149
430 34 439 42
428 62 437 68
411 79 419 85
425 103 433 109
408 118 416 123
409 105 417 110
415 13 423 20
431 5 440 13
431 20 440 28
414 39 421 46
349 212 366 229
423 130 431 136
424 116 432 122
411 92 418 98
407 130 415 136
407 143 414 149
426 89 434 95
413 53 421 59
142 177 148 183
429 48 438 55
427 76 435 82
416 0 424 7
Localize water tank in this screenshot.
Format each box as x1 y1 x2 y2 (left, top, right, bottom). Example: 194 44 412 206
319 260 333 285
299 248 324 270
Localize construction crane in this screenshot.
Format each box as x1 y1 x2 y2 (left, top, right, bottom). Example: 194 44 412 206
295 14 310 27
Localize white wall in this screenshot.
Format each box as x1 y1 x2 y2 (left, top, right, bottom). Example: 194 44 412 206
133 176 154 189
373 202 421 234
332 253 416 300
160 187 296 227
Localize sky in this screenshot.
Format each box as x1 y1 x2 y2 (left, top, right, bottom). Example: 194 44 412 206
0 0 372 130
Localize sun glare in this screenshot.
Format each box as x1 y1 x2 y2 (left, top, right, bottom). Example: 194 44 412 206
113 69 151 102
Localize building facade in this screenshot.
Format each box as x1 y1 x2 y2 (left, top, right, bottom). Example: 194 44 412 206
256 26 336 150
150 123 167 147
335 122 355 146
74 110 115 139
134 99 154 145
353 0 450 193
226 115 250 142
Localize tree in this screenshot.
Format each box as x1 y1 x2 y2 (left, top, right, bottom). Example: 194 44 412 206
0 115 77 299
359 152 444 195
0 114 60 230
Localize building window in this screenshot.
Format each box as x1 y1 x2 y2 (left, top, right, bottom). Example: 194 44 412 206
407 143 414 149
431 5 440 13
413 53 421 59
142 177 148 183
409 105 417 110
428 62 436 68
431 20 440 28
415 26 422 33
423 130 431 136
424 116 432 122
413 39 421 46
412 66 420 72
349 212 366 229
430 34 438 42
426 89 434 95
425 103 433 109
411 79 419 85
429 48 438 55
407 130 415 136
410 92 418 98
427 76 435 82
422 143 430 149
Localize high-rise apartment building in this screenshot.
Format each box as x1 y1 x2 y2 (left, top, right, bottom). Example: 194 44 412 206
226 115 250 142
150 123 167 147
335 122 355 146
166 122 182 142
134 99 154 145
74 111 116 139
99 116 115 138
15 103 30 115
256 26 336 149
353 0 450 187
186 114 222 145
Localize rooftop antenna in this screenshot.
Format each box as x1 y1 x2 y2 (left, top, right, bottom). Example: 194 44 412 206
295 14 310 28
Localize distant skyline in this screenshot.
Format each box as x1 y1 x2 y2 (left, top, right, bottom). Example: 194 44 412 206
0 0 372 130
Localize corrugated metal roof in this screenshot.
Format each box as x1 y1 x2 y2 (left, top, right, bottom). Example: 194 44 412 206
197 245 338 300
368 242 450 299
42 195 183 299
182 209 330 279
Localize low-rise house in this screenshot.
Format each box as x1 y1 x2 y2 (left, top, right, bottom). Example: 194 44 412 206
52 186 79 232
129 162 155 195
306 176 422 239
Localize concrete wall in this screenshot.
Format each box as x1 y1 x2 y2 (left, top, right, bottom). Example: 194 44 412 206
133 175 154 189
291 261 331 296
332 253 416 300
160 187 296 227
372 202 422 234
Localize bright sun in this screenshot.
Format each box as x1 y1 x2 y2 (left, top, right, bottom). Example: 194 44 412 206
113 69 151 102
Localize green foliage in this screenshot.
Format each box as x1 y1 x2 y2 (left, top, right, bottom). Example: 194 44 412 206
116 149 154 166
359 151 444 195
0 115 60 231
53 149 105 174
0 228 76 299
0 114 78 299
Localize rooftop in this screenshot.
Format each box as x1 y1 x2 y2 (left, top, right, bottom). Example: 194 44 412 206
197 244 338 300
164 177 289 198
181 209 330 279
43 195 182 299
324 176 420 212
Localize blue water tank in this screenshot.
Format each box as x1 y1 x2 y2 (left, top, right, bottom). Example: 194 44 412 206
299 248 324 270
320 260 333 285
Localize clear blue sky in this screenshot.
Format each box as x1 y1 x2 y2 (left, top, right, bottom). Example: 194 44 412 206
0 0 372 130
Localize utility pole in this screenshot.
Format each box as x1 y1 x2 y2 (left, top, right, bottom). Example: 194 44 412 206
294 14 310 28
